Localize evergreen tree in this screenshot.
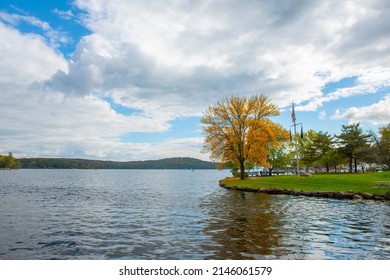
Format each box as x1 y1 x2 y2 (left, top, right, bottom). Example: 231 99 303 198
336 123 370 173
313 131 335 172
297 129 317 170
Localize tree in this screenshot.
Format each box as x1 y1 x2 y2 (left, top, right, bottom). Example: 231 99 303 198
297 130 347 173
326 149 347 173
0 154 5 168
371 124 390 168
267 141 293 175
311 131 335 172
298 129 318 170
336 123 370 173
0 152 21 169
201 95 288 180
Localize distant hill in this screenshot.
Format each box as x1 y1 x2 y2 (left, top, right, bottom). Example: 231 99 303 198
17 157 219 169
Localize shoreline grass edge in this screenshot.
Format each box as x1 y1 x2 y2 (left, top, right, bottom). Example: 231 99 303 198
219 172 390 201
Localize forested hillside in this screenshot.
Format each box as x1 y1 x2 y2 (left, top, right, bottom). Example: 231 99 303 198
17 157 218 169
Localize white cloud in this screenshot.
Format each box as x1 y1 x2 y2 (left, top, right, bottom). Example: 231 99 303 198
319 111 327 120
53 8 75 20
332 94 390 125
0 11 71 48
65 0 390 112
2 0 390 160
0 11 50 30
0 22 67 88
0 21 204 160
297 68 390 112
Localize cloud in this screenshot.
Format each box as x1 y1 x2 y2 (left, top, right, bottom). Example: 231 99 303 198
297 68 390 112
0 11 50 30
2 0 390 160
0 20 206 160
61 0 390 112
0 11 71 48
53 8 75 21
319 111 327 120
333 1 390 68
332 94 390 125
0 22 172 160
0 22 67 88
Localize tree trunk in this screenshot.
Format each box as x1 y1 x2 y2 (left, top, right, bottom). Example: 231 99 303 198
239 160 246 180
349 157 353 173
354 157 357 173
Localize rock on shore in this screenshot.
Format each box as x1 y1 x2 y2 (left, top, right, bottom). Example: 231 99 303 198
219 183 390 201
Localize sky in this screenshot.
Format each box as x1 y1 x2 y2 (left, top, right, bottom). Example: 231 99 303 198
0 0 389 161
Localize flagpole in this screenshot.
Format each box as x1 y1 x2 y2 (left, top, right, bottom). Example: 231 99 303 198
291 102 302 177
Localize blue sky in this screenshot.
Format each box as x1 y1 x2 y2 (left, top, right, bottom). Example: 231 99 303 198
0 0 389 161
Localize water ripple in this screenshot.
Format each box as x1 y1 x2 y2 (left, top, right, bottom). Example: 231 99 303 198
0 169 389 259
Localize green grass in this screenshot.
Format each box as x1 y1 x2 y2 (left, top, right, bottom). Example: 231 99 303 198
220 171 390 195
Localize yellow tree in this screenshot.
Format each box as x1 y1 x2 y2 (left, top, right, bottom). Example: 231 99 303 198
201 95 289 179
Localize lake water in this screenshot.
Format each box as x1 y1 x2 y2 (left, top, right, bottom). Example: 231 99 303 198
0 169 389 260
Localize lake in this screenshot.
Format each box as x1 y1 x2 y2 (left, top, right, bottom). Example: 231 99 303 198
0 169 389 259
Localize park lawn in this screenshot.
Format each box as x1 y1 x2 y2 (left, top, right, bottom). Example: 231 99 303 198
220 171 390 195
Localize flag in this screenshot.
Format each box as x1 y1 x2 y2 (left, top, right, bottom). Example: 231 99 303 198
291 102 296 123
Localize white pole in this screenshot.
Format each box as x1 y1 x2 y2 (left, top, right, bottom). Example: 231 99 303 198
292 102 300 176
294 120 300 176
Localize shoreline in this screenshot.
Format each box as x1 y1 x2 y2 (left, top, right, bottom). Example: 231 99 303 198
219 181 390 201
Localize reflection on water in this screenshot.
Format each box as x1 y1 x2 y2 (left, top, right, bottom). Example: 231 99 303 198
203 191 390 259
0 169 389 259
203 191 284 259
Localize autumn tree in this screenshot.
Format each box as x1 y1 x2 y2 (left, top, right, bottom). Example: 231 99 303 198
201 95 288 179
0 152 21 169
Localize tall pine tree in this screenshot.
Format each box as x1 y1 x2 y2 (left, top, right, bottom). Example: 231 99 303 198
336 123 370 173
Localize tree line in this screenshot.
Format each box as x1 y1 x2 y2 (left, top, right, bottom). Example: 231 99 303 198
17 157 218 169
201 94 390 179
270 123 390 174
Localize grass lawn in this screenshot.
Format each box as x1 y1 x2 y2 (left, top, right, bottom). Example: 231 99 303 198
220 171 390 195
